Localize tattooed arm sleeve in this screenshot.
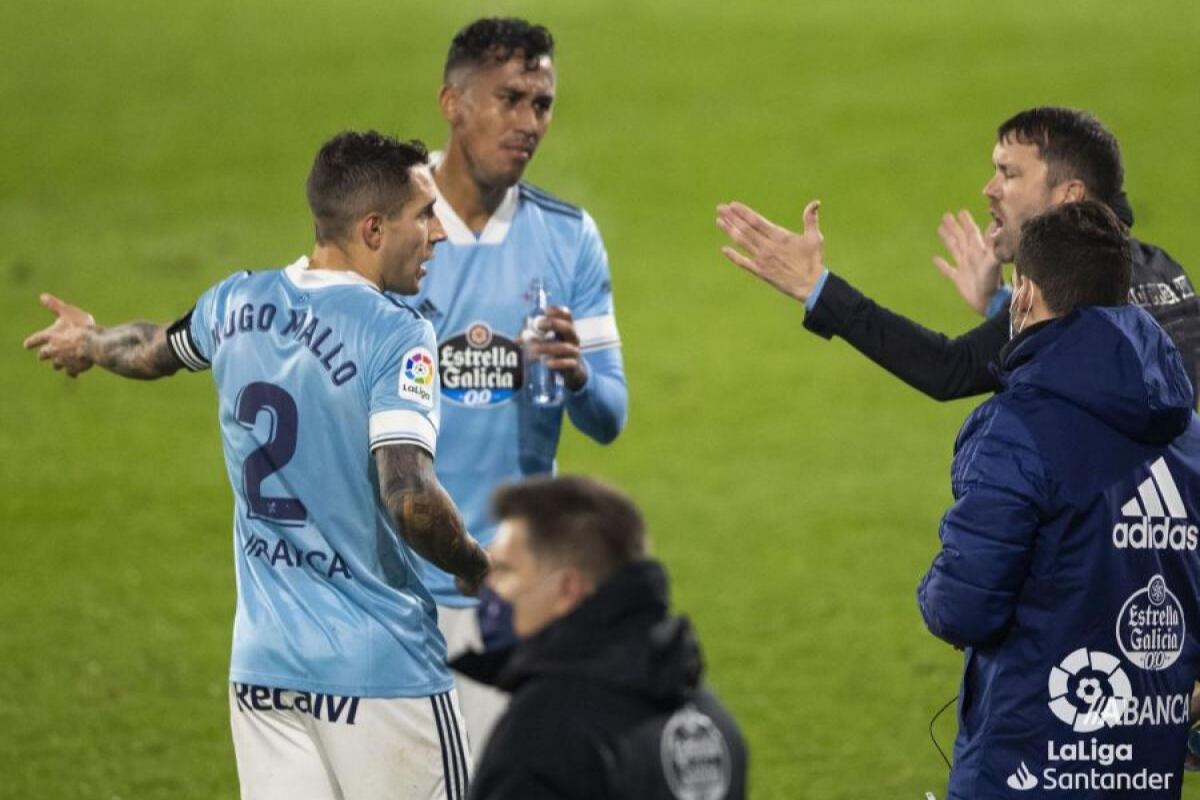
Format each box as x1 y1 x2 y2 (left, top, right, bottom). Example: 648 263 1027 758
375 444 489 591
86 322 185 380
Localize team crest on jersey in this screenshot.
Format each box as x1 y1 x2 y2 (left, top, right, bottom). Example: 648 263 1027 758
398 347 435 408
439 321 522 407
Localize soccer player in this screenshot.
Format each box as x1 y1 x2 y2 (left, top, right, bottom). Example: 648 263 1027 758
23 131 488 800
716 107 1200 402
415 18 628 747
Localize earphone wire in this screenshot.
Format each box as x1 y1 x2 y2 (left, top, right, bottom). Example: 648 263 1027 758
928 695 958 771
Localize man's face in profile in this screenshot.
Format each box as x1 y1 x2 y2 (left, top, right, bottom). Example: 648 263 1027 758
983 137 1057 264
487 517 571 639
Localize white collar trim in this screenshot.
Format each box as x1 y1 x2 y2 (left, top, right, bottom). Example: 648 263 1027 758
283 256 380 290
430 150 519 246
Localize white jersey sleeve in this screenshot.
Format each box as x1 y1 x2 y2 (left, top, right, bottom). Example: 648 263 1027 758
367 316 441 457
570 211 621 354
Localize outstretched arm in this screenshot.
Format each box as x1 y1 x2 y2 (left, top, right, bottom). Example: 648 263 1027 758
375 444 490 594
804 274 1007 400
716 201 1005 401
23 293 182 379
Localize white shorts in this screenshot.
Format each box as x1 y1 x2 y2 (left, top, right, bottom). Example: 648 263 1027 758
438 605 510 753
229 683 470 800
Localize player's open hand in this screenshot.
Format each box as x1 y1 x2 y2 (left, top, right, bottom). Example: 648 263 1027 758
527 305 588 391
717 200 824 302
22 293 97 377
933 210 1002 316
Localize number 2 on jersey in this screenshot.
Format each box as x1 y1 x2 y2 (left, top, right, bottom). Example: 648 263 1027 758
236 382 308 524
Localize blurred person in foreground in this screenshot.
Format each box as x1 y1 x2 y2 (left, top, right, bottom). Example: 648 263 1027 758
452 476 747 800
23 131 487 800
716 106 1200 404
416 17 628 750
916 202 1200 799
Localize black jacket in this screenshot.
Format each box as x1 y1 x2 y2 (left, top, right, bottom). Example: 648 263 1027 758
804 238 1200 403
454 561 747 800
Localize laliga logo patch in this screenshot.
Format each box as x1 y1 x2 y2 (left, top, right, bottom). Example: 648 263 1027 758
404 351 434 385
1116 575 1185 671
398 347 435 408
1047 648 1133 733
438 322 523 407
660 706 732 800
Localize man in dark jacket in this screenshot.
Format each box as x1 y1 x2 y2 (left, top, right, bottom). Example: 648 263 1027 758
716 106 1200 403
453 476 747 800
917 201 1200 799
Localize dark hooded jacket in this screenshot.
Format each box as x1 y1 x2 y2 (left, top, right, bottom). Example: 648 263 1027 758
918 306 1200 799
455 560 747 800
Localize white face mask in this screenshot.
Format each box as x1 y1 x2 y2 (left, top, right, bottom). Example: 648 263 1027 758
1009 277 1033 340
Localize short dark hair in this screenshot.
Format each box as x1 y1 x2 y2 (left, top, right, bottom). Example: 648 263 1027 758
444 17 554 82
1016 200 1131 315
492 475 645 584
305 131 428 245
997 107 1125 214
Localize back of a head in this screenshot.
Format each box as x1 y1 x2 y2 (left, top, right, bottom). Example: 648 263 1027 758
443 17 555 83
492 475 645 585
997 107 1125 217
1017 200 1132 315
305 131 429 245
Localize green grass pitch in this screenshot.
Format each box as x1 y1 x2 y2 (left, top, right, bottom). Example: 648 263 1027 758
2 0 1198 797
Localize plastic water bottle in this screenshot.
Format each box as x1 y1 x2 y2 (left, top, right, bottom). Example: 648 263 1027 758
523 278 564 406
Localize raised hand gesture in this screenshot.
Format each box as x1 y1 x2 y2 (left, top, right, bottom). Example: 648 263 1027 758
933 210 1002 316
717 200 824 302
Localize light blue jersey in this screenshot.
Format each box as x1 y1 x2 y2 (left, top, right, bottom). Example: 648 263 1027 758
410 176 628 607
168 257 451 697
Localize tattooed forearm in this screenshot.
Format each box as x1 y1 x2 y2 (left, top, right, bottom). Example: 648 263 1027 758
376 445 489 589
87 322 183 379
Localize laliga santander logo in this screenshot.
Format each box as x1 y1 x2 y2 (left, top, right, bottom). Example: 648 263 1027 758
1006 762 1038 791
1047 648 1133 733
404 352 434 386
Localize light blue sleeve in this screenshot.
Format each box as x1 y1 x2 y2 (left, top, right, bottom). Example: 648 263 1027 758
366 317 442 457
566 211 627 444
804 269 831 313
986 285 1013 319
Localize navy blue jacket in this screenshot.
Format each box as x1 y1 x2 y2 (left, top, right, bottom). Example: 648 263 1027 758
918 306 1200 799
